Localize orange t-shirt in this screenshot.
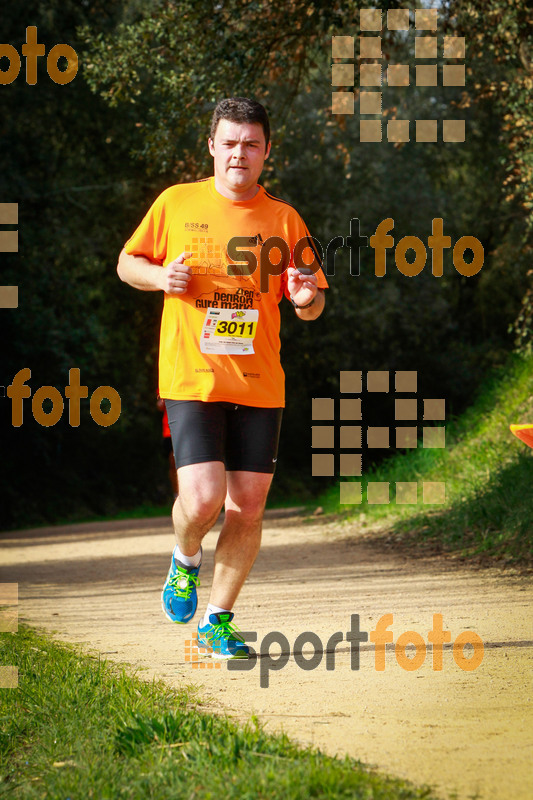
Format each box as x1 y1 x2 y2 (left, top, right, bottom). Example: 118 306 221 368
124 177 327 407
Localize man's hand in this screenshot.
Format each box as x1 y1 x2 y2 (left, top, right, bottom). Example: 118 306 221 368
287 266 318 306
286 266 325 320
159 252 193 295
117 248 193 294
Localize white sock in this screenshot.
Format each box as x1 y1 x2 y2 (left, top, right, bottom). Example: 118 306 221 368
201 603 231 627
173 543 201 568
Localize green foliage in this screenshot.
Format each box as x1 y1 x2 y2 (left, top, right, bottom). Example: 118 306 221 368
80 0 360 175
509 269 533 354
0 626 437 798
447 0 533 224
0 1 171 529
2 0 532 526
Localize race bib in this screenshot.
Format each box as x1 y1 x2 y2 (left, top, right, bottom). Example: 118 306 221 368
200 307 258 355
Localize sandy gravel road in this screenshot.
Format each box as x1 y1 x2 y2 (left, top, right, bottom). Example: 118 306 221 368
1 510 532 799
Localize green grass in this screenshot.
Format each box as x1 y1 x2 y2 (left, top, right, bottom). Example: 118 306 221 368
0 626 437 799
318 353 533 564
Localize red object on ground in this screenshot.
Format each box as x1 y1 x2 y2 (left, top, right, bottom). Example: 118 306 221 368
510 424 533 450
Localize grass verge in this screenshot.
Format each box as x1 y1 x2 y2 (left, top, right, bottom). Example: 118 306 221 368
318 353 533 564
0 626 437 799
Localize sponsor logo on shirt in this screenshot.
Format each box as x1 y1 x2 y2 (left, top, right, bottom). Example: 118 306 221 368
195 289 255 310
184 222 209 231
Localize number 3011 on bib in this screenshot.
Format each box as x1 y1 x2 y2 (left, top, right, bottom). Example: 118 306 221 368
200 307 259 355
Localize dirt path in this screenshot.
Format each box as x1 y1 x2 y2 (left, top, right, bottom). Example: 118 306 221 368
1 510 532 799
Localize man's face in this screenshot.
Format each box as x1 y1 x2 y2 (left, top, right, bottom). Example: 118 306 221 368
208 119 271 201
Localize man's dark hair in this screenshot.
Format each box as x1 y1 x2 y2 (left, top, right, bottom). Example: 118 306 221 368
210 97 270 147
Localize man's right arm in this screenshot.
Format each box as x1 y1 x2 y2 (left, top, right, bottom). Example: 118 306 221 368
117 249 192 295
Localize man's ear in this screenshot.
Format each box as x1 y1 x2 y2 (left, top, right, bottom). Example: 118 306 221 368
265 141 271 159
208 137 215 157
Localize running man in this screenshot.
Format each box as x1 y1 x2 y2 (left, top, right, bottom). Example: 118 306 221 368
117 97 327 659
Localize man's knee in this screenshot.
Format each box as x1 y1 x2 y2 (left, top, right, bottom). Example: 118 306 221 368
179 489 225 526
226 474 272 521
176 463 226 525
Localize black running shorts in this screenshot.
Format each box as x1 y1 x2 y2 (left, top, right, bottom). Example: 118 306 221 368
163 400 283 473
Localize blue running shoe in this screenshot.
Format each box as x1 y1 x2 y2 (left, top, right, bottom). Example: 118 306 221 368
197 612 249 659
161 549 201 624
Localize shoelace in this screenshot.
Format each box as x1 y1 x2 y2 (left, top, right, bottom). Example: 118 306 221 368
207 619 245 644
168 566 200 599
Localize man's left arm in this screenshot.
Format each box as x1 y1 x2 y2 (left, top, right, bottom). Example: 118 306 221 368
287 267 326 320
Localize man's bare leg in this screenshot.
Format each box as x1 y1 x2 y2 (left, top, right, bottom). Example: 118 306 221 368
209 470 273 610
162 461 227 624
172 461 227 556
164 464 271 634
